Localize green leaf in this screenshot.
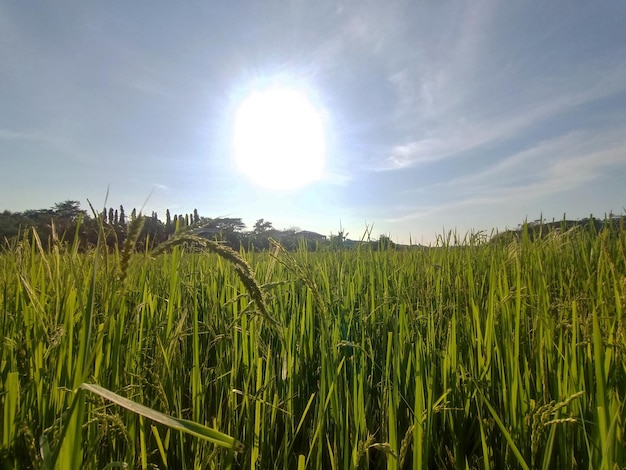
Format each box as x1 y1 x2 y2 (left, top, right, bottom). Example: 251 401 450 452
80 383 243 452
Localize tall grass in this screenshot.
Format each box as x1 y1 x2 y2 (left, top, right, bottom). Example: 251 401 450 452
0 220 624 468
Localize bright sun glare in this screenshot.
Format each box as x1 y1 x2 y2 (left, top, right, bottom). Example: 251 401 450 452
233 88 325 190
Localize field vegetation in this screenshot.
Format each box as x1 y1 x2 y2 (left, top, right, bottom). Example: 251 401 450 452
0 216 625 469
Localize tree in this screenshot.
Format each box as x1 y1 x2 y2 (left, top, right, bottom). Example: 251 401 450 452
250 219 274 251
211 217 246 233
330 229 348 250
0 210 32 241
197 217 247 249
141 213 166 249
53 200 84 221
377 235 395 250
51 200 87 245
253 218 273 235
193 208 200 224
119 205 126 225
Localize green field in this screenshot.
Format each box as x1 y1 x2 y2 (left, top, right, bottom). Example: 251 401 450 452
1 221 625 469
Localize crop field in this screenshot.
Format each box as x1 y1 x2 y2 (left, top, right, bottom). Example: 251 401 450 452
1 221 625 469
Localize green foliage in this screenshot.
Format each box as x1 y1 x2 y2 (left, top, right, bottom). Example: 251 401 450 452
0 218 624 468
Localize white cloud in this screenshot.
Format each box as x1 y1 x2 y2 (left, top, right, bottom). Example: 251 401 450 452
385 132 626 225
379 62 626 172
370 4 626 172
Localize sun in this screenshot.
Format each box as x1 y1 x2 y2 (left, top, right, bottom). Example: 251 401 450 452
233 88 325 190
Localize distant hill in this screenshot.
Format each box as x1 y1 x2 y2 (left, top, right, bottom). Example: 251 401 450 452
490 214 626 244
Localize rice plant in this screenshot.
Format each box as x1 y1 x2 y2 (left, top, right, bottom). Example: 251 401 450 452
0 219 624 468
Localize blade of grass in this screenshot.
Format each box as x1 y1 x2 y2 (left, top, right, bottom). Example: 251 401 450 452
80 383 243 452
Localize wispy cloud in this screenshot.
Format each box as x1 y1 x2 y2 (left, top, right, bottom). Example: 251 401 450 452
380 72 626 172
444 128 623 193
385 131 626 224
0 128 57 142
366 3 626 172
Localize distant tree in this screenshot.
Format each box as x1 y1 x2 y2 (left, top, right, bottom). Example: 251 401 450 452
194 217 247 249
141 213 166 249
330 229 348 250
210 217 246 232
165 209 172 228
377 235 395 250
119 205 126 225
108 208 114 225
19 209 52 244
193 208 200 224
131 208 137 219
253 218 273 235
251 219 274 250
0 210 32 241
51 200 87 244
80 216 100 249
53 200 84 221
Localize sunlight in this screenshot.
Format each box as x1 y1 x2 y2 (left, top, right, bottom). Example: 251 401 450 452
233 88 325 190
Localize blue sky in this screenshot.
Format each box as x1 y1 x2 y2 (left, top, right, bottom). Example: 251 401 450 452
1 1 625 243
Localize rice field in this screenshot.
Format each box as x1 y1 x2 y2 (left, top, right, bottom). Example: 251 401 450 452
0 220 625 469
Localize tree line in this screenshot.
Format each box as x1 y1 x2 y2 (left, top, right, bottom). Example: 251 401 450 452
0 200 397 252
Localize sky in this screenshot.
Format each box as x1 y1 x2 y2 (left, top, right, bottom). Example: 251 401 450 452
1 1 625 244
